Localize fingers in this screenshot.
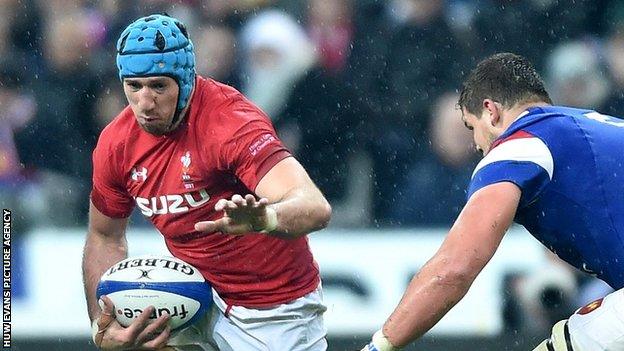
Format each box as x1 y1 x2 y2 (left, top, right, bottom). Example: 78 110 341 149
140 324 171 350
195 217 230 232
215 199 240 212
125 305 156 339
95 302 172 350
135 312 170 345
215 194 245 212
98 295 116 328
244 194 256 207
195 219 250 234
231 194 245 206
99 295 115 313
194 220 217 232
244 194 269 210
201 194 271 235
255 197 269 208
214 198 228 212
94 296 123 348
216 194 267 212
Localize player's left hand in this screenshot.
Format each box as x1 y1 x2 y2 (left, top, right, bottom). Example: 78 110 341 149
94 295 171 350
194 194 277 234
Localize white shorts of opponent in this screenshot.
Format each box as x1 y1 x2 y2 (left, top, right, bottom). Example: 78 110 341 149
534 287 624 350
167 285 328 351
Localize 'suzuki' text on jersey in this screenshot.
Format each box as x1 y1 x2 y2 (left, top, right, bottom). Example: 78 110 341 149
135 189 211 217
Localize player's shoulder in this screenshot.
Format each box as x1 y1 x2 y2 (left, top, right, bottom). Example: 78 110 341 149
511 106 590 127
474 130 554 179
200 77 242 100
196 76 248 112
195 76 272 133
538 105 593 117
506 105 614 150
97 106 135 151
488 106 587 151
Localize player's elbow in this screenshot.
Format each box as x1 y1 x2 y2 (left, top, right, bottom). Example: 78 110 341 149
438 270 471 288
436 262 480 290
315 199 332 230
434 245 491 289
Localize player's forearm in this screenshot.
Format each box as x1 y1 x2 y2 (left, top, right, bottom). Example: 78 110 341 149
382 254 478 347
378 184 516 348
82 231 128 321
269 188 331 238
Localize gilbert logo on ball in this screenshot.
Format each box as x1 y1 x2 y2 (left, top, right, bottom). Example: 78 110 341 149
96 255 212 331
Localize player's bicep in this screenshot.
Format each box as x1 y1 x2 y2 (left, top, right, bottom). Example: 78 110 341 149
88 200 129 243
441 182 521 273
220 117 292 191
255 157 322 203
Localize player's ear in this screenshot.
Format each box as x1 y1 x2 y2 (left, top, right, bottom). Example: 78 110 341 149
482 99 500 126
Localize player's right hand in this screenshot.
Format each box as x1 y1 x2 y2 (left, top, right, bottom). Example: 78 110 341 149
194 194 277 234
93 295 171 350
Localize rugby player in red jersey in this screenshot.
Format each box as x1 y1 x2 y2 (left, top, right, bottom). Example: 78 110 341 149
82 14 332 351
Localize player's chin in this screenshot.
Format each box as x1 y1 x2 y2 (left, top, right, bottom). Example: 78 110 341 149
140 122 168 136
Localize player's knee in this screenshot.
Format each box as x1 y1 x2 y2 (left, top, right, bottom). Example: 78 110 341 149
532 320 576 351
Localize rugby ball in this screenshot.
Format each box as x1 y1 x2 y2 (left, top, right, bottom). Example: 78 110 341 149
96 255 212 331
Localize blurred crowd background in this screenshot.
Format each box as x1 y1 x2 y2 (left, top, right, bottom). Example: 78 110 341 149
1 0 623 338
5 0 624 229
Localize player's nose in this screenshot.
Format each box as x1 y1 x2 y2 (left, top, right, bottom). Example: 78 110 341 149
137 88 156 111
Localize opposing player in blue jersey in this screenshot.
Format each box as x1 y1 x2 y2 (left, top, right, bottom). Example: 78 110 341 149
361 52 624 351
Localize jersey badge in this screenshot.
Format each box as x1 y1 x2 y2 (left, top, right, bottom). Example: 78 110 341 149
181 151 194 189
131 167 148 182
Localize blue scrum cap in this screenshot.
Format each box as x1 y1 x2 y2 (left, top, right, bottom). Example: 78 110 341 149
116 14 196 113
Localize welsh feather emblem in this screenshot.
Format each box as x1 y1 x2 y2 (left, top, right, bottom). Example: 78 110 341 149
181 151 194 189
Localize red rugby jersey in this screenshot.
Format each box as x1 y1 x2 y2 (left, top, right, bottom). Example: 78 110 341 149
91 76 320 307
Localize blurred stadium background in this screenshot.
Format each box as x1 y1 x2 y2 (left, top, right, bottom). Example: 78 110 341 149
1 0 622 349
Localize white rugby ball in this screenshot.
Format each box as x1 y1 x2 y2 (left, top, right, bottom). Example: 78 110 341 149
96 255 212 331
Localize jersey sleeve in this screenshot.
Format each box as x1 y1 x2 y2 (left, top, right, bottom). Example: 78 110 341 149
219 107 291 191
467 135 554 208
90 138 134 218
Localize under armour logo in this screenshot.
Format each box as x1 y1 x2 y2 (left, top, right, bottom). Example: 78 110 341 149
131 167 148 182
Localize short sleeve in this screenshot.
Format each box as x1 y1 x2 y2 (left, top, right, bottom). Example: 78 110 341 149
91 140 134 218
219 111 291 191
467 135 554 208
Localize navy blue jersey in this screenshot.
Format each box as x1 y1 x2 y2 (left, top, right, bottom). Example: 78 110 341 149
468 106 624 288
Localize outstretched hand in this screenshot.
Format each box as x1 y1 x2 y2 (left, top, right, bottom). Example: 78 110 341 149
194 194 276 234
93 295 171 350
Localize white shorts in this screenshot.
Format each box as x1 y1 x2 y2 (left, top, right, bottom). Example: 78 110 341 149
568 287 624 350
168 286 328 351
